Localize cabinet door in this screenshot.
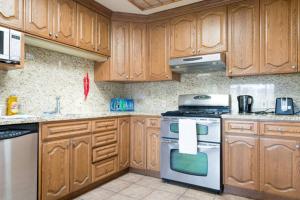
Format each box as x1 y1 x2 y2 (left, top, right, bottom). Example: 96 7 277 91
42 140 70 200
260 138 300 199
227 0 260 76
96 14 111 56
77 4 96 51
146 128 160 172
25 0 53 39
260 0 298 74
148 20 172 80
70 136 91 192
130 22 147 81
53 0 77 46
224 135 259 190
170 14 197 58
0 0 23 30
118 118 130 171
197 6 227 54
111 21 130 81
130 117 146 169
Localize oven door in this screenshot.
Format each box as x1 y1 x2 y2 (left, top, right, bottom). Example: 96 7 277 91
0 27 10 61
160 139 221 191
161 117 221 143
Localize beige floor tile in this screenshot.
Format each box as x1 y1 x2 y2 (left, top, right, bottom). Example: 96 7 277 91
144 190 181 200
182 188 216 200
215 194 253 200
119 173 145 183
76 188 115 200
157 183 188 195
101 179 132 193
119 184 154 199
108 194 138 200
135 176 164 189
178 197 197 200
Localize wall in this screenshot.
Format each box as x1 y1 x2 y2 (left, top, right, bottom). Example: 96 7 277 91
0 45 125 115
124 72 300 114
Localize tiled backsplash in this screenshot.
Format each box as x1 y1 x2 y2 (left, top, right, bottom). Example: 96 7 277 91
0 45 125 115
124 72 300 114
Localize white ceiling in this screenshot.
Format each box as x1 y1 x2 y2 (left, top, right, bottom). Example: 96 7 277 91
95 0 203 15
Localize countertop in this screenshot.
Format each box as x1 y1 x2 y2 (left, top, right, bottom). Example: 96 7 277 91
221 113 300 122
0 112 161 126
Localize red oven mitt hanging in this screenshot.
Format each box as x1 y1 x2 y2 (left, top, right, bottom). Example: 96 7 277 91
83 65 90 101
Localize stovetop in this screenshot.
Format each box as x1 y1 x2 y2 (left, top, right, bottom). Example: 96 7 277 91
161 110 229 118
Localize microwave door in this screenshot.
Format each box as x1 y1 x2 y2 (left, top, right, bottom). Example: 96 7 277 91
9 30 21 63
0 27 10 61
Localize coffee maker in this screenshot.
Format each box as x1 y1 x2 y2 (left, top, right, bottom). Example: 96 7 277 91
237 95 253 113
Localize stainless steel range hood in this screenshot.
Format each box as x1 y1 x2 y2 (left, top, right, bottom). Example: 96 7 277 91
169 53 226 73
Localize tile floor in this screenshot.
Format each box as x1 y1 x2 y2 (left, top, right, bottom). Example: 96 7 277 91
75 173 253 200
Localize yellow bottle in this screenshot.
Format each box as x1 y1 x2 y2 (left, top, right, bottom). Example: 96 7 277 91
7 95 19 116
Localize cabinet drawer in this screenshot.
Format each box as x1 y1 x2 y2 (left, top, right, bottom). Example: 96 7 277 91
260 122 300 138
92 130 117 147
42 120 92 140
92 143 118 163
92 118 117 132
146 118 161 128
92 156 117 182
224 120 258 135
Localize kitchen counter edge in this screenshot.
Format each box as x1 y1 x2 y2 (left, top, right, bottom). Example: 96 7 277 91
221 113 300 122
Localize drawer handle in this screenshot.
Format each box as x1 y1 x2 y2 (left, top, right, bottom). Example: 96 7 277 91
296 144 300 149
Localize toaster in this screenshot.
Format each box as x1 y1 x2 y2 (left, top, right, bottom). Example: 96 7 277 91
275 97 294 115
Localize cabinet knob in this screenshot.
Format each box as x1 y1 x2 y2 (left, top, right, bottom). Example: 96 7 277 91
192 50 196 54
228 70 232 74
166 75 169 78
126 76 129 79
55 34 58 38
49 32 52 36
291 65 296 69
296 144 300 149
198 50 201 53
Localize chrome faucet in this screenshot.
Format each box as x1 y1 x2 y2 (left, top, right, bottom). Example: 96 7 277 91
44 96 61 115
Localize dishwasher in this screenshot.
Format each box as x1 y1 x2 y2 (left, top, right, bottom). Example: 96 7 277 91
0 123 38 200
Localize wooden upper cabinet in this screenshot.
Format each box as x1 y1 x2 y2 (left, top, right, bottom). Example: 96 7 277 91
146 128 160 172
260 138 300 199
70 136 91 192
148 20 172 80
77 4 96 51
197 6 227 55
224 135 259 190
111 21 130 80
0 0 23 30
130 117 146 169
25 0 53 39
42 140 70 200
118 118 130 171
260 0 298 74
170 14 197 58
53 0 77 46
96 14 111 56
227 0 260 76
130 23 147 81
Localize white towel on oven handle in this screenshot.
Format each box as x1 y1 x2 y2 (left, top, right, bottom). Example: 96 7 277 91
179 119 197 155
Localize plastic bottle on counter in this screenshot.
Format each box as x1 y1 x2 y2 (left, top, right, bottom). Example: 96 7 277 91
6 95 19 116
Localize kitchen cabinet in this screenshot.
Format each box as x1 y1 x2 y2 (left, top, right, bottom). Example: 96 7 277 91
130 117 147 169
170 14 197 58
260 137 300 199
0 0 23 30
146 128 160 172
25 0 53 39
96 14 111 56
260 0 298 74
70 136 92 192
42 139 70 200
111 21 130 80
224 135 259 190
227 0 260 76
197 6 227 55
118 117 130 171
77 4 97 51
53 0 77 46
130 22 147 81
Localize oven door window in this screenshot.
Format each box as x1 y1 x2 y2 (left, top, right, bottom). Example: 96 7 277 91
0 31 4 54
170 149 208 176
169 123 208 135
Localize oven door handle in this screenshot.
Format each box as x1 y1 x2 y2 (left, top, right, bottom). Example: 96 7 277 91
197 145 219 149
161 140 178 144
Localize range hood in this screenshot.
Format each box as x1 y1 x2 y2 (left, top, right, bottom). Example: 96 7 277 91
169 53 226 73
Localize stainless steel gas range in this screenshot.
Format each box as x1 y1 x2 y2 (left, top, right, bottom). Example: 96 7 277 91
160 94 230 192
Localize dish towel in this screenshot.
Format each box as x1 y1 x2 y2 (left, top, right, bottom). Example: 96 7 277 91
179 119 197 155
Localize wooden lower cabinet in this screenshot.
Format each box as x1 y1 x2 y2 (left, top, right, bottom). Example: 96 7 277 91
146 128 160 172
70 136 92 192
260 137 300 199
92 156 118 182
224 135 259 190
118 117 130 170
42 139 70 200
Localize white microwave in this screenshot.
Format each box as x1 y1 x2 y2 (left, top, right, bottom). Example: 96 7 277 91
0 26 22 64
